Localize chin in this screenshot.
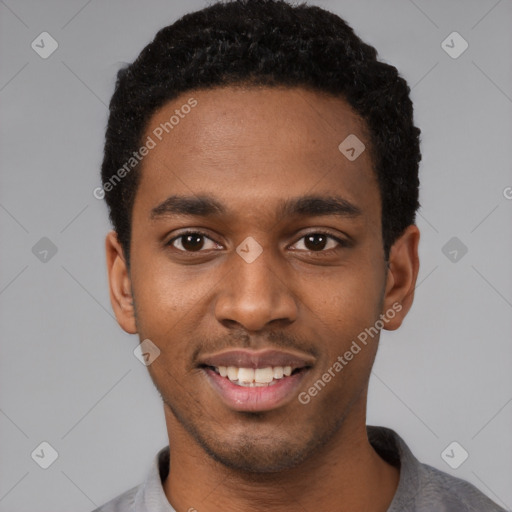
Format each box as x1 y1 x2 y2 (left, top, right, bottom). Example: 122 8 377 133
203 438 311 473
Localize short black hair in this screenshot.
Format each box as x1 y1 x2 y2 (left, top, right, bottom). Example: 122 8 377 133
101 0 421 267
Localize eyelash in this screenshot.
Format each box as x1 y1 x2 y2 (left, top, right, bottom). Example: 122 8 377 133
166 229 348 254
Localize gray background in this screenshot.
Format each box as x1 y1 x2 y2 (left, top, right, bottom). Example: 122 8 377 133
0 0 511 510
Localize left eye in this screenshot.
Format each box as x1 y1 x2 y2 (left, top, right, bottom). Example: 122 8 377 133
291 233 344 252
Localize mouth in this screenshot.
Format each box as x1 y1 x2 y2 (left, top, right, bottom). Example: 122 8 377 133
198 349 314 412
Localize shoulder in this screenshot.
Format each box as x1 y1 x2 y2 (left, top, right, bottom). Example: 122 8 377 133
90 445 171 512
90 485 139 512
410 461 506 511
367 426 506 512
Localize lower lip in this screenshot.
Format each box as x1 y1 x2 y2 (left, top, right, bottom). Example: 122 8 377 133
203 367 309 412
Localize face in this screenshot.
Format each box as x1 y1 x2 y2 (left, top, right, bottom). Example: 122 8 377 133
106 86 419 473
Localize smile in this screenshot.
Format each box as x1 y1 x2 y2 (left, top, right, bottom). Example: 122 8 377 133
198 348 314 411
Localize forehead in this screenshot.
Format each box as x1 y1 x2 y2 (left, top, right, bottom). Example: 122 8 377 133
134 86 380 225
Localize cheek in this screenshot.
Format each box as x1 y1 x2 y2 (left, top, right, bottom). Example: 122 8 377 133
129 252 219 367
131 246 206 320
298 262 386 378
303 284 382 407
307 263 384 328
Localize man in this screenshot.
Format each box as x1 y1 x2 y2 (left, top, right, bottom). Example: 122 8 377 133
93 0 505 510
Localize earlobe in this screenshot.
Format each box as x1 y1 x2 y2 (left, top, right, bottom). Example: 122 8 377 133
382 224 420 331
105 230 138 334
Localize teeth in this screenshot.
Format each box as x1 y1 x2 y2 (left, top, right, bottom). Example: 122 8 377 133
273 366 284 379
213 365 299 385
236 380 272 387
254 367 274 383
238 367 255 383
227 366 238 381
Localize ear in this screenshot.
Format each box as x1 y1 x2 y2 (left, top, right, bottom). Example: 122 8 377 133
105 230 137 334
381 224 420 331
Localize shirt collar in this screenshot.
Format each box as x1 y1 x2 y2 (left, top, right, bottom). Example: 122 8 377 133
133 444 175 512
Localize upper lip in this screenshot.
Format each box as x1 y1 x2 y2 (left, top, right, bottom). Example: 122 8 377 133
198 349 315 370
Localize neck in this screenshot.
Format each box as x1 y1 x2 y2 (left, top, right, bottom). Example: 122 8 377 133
162 401 399 512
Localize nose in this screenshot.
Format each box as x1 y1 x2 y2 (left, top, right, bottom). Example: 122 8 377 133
214 245 298 332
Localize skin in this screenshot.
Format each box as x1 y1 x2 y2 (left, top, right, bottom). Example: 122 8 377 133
106 86 420 512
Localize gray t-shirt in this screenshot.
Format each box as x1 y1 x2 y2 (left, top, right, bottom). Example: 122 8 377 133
92 426 506 511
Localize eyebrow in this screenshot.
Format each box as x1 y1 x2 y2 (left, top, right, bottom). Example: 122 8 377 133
149 194 362 221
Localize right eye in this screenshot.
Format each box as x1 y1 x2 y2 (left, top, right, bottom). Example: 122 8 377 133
167 231 222 252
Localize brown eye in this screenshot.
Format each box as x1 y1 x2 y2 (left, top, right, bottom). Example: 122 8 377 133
168 232 219 252
291 232 345 252
304 234 328 251
179 234 204 251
